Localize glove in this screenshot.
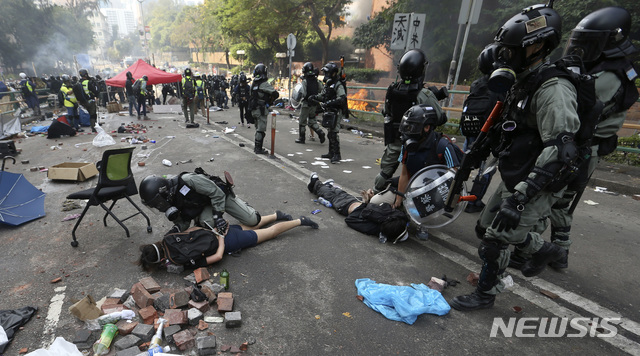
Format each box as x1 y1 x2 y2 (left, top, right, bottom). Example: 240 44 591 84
214 216 228 232
307 95 319 105
491 192 527 233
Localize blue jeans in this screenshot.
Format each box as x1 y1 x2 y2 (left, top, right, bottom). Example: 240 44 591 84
128 95 139 116
66 106 80 129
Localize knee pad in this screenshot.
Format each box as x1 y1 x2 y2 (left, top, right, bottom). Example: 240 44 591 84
478 240 507 262
256 131 265 141
475 222 487 240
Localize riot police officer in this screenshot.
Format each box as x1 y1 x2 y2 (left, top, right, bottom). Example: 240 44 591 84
250 64 279 154
373 49 445 193
234 73 251 127
310 62 347 164
535 7 639 270
78 68 99 132
295 62 326 145
451 3 577 311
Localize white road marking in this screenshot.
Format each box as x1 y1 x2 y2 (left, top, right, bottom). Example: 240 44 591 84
41 286 66 348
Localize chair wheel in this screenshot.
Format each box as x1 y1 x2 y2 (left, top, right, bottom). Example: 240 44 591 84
71 241 79 247
147 226 153 233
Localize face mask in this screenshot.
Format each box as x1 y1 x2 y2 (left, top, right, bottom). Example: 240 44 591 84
488 67 516 93
402 134 423 152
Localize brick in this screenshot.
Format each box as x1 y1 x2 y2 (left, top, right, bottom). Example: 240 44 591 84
224 311 242 328
116 319 138 336
100 298 121 313
113 334 141 351
132 322 155 342
216 293 233 313
163 324 182 343
138 305 157 325
188 299 210 313
196 335 216 356
132 283 154 309
139 276 161 293
101 305 125 314
197 319 209 331
115 346 142 356
169 290 190 309
187 308 203 326
173 330 196 351
153 293 171 312
164 308 187 325
72 329 93 350
108 288 129 302
194 267 210 283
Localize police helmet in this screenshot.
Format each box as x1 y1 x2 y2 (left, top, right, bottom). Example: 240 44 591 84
477 43 500 75
71 76 78 83
303 62 315 76
398 49 428 82
19 72 27 79
139 176 172 212
142 75 148 81
564 7 638 64
399 104 445 136
321 62 339 79
253 63 267 79
184 68 192 77
61 74 71 83
493 4 561 73
239 73 247 83
79 68 89 78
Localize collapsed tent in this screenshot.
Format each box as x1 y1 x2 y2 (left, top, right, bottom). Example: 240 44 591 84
105 60 182 87
47 116 76 139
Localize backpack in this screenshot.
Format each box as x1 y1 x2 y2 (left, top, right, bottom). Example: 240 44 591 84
196 82 205 99
163 227 218 267
132 79 142 93
460 75 504 137
183 78 195 99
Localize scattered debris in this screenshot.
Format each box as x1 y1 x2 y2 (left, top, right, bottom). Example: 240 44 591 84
50 277 62 284
583 200 599 206
466 272 479 286
513 306 523 313
540 289 560 299
62 213 82 221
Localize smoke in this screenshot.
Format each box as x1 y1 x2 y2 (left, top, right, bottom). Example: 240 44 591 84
346 0 374 28
32 32 82 77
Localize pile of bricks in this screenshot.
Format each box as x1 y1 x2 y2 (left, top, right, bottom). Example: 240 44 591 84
71 268 248 355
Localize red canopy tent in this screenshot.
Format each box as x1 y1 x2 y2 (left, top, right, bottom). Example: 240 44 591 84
105 59 182 87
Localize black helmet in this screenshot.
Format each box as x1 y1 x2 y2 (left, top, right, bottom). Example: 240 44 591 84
139 176 172 212
302 62 315 76
398 49 428 83
564 7 638 63
253 63 267 79
184 68 192 77
478 43 500 75
399 104 445 151
493 4 561 73
79 68 88 78
239 73 247 83
61 74 71 84
142 75 148 81
71 75 78 83
321 62 339 79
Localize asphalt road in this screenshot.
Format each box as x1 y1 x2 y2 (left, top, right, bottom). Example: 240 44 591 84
1 104 639 355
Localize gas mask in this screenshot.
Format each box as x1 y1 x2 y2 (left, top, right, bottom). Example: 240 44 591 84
402 133 423 152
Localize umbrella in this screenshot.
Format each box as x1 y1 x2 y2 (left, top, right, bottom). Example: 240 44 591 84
0 157 46 226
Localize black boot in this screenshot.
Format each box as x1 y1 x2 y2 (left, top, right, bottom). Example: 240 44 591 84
321 133 334 159
450 289 495 311
330 137 341 163
549 252 568 269
254 137 268 155
521 241 567 277
316 129 326 144
295 125 305 144
508 252 529 270
549 228 570 269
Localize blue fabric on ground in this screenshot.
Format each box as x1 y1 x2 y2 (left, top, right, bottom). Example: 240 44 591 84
30 125 50 133
355 278 450 324
79 108 90 126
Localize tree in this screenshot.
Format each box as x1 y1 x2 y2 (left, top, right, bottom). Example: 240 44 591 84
299 0 352 64
147 0 183 53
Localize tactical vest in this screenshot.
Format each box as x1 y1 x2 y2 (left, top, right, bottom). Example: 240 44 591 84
384 83 422 144
404 131 444 177
169 174 211 220
305 76 318 99
497 58 600 192
590 58 639 122
250 79 267 110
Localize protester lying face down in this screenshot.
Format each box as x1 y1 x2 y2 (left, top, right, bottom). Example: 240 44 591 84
307 172 409 244
137 213 319 271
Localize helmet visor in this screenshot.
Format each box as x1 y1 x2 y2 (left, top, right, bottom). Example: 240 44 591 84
399 117 423 136
564 30 608 63
143 193 171 212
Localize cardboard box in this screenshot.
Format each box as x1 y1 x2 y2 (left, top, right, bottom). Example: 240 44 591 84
48 162 99 181
107 101 121 113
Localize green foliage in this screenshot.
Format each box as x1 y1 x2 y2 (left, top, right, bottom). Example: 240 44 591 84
347 68 387 83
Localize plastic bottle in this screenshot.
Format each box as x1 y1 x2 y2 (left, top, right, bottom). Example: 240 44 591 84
148 345 171 355
97 310 136 327
220 269 230 290
317 197 333 208
149 318 166 348
93 323 118 355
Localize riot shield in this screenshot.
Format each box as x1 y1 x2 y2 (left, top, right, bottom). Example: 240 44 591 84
403 165 468 229
290 82 305 109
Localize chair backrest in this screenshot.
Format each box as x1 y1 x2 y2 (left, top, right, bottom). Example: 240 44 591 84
96 147 138 194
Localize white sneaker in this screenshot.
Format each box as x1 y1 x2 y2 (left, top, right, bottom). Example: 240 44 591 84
323 178 334 186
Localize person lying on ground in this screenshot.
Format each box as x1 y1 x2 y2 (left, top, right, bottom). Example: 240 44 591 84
138 213 319 271
307 172 409 243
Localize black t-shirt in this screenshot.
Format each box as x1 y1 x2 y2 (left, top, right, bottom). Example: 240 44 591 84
344 204 380 236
